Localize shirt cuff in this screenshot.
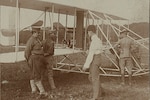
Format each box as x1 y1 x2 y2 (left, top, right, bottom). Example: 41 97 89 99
83 63 90 69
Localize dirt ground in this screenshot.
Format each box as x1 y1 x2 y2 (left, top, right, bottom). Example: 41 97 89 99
0 61 149 100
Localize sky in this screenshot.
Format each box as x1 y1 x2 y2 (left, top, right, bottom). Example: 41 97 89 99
47 0 149 22
0 0 149 29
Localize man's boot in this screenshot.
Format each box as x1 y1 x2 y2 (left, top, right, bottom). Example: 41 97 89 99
128 74 132 86
35 80 48 99
121 74 125 85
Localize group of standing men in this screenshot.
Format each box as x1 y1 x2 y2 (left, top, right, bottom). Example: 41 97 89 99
24 27 56 98
25 25 135 100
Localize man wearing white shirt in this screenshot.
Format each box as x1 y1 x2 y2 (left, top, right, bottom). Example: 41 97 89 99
82 25 104 100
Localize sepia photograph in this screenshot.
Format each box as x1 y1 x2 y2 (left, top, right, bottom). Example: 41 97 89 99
0 0 149 100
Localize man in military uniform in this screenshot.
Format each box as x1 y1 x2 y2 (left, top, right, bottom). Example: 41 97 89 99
113 29 134 85
42 31 56 91
24 27 47 98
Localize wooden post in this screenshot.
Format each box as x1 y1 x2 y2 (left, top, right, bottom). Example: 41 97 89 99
73 8 76 50
76 11 84 49
15 0 19 61
65 12 68 40
49 11 52 29
43 8 46 40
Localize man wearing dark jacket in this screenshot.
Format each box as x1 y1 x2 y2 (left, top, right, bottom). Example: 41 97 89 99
42 31 56 91
24 27 47 98
113 29 134 85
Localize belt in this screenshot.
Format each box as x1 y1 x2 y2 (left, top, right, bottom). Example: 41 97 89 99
31 53 43 55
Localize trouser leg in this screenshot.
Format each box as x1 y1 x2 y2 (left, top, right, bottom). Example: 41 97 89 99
92 75 101 99
46 57 56 90
30 80 37 93
126 58 133 85
89 65 101 99
119 58 125 85
48 71 56 89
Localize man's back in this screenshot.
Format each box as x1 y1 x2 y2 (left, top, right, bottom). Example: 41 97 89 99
119 37 133 58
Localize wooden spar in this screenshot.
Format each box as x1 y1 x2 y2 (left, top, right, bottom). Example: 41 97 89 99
57 10 60 44
65 11 68 40
119 23 120 36
84 12 88 50
128 20 130 29
101 20 103 41
96 19 99 36
88 11 120 59
103 14 146 71
51 4 54 30
49 11 52 29
92 17 94 25
113 24 148 50
106 20 109 44
105 15 144 39
103 14 119 37
73 8 76 51
104 14 149 50
0 6 2 30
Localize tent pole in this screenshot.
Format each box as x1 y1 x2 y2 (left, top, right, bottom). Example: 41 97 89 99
15 0 19 61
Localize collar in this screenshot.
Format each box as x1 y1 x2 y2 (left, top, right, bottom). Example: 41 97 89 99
91 34 97 40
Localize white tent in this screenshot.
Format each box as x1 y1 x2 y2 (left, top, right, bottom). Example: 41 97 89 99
0 29 15 46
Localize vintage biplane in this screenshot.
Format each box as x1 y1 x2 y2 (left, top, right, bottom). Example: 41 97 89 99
0 0 149 77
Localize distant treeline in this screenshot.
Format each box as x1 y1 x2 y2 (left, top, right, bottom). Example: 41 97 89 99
19 22 149 44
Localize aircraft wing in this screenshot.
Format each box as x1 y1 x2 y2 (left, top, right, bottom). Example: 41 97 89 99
0 0 127 20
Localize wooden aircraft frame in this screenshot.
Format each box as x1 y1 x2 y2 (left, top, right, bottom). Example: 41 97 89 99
0 0 149 77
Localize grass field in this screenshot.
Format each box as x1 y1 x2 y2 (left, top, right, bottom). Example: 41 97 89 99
0 45 149 100
1 61 149 100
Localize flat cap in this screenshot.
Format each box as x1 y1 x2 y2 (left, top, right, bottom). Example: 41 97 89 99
31 26 41 32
